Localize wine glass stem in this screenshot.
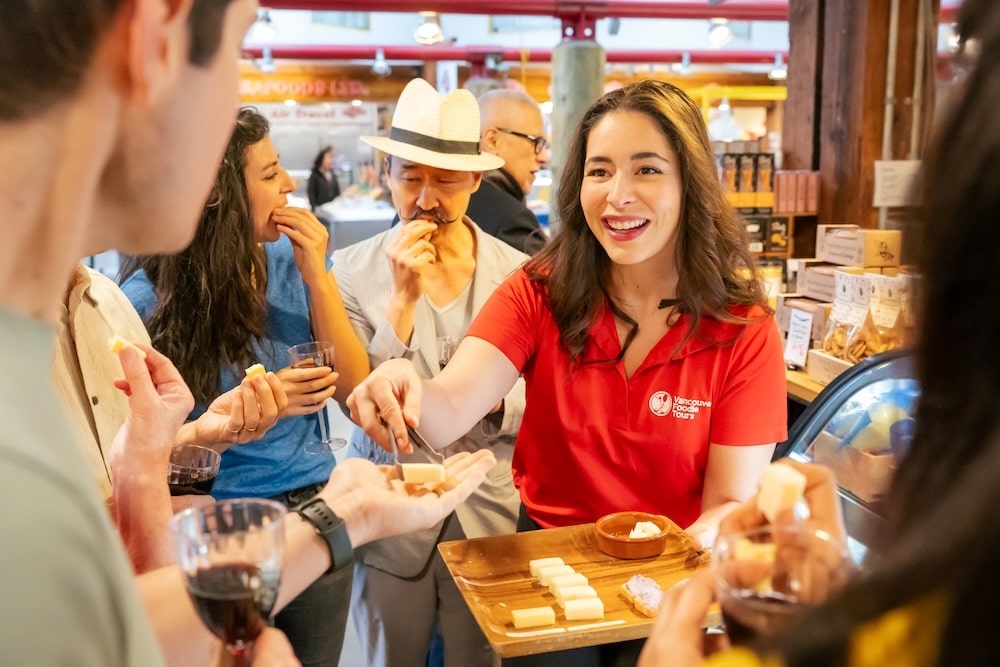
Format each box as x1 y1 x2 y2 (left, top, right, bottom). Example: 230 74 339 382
227 641 254 666
317 404 331 445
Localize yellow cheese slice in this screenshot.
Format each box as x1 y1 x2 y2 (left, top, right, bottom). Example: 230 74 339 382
529 557 564 578
244 363 267 379
401 463 446 484
108 334 147 360
757 462 807 523
536 564 575 587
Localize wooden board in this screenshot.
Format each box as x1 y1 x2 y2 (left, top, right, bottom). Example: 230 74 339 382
437 522 712 658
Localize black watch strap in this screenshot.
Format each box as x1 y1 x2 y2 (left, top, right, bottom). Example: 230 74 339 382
295 496 354 573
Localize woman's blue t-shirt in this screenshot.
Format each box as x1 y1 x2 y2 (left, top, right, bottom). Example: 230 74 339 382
121 235 335 499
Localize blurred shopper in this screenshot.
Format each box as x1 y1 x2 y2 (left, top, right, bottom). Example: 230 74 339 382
467 89 550 254
0 1 495 665
308 145 341 211
349 79 786 665
643 2 1000 665
333 78 527 667
120 108 370 667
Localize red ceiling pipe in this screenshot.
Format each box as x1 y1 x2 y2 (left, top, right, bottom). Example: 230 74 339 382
245 45 789 64
262 0 789 21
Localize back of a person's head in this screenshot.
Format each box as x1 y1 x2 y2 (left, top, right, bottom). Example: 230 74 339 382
0 0 236 122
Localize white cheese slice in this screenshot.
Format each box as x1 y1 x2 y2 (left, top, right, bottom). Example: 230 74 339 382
536 564 575 587
563 597 605 621
548 572 588 593
555 585 597 608
511 606 556 628
757 462 807 523
528 557 565 578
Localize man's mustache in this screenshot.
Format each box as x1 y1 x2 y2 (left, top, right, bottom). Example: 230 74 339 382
402 207 460 225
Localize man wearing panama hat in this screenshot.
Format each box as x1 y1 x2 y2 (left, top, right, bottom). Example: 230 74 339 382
333 78 528 667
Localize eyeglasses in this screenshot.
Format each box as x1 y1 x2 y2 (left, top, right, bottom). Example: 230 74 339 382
497 128 549 155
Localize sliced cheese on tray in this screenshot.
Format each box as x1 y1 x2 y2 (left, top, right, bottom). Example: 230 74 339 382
563 597 605 621
528 557 564 578
511 606 556 629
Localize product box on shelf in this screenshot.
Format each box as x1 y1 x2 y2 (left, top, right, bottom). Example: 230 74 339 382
754 154 775 209
816 224 903 267
745 217 767 253
738 154 757 208
787 298 833 341
767 216 789 253
795 171 809 213
806 348 854 386
809 430 895 503
806 171 820 214
722 153 739 207
798 264 843 303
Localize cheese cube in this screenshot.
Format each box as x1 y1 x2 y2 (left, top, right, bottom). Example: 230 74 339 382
401 463 446 484
629 521 662 538
548 573 588 593
511 606 556 629
536 564 575 586
108 334 147 360
555 585 597 608
757 462 807 523
244 363 267 379
563 597 605 621
528 557 565 578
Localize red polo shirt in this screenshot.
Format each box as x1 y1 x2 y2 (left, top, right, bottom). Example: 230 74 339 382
467 269 787 529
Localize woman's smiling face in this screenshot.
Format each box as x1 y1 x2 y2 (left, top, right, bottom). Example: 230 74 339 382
579 110 683 270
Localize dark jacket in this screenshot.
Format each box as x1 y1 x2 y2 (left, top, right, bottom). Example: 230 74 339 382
466 168 546 255
307 169 340 211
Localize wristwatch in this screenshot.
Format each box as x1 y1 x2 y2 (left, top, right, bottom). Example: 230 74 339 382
294 496 354 573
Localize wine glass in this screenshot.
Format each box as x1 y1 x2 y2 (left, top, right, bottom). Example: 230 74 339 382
287 341 346 454
167 444 221 496
713 523 853 644
436 336 461 370
170 499 287 664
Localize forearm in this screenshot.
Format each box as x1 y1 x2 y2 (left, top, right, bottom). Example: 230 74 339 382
385 293 416 350
685 501 740 551
307 273 370 403
112 460 175 573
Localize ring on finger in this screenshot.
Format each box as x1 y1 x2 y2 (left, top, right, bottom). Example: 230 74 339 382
226 425 242 434
245 425 258 433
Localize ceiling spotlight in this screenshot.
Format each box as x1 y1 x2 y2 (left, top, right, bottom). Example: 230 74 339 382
946 22 961 53
670 51 692 76
256 47 275 74
372 48 391 77
768 53 788 81
414 12 444 46
251 9 276 42
707 18 733 48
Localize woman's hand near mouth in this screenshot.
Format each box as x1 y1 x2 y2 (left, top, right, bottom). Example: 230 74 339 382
271 206 330 284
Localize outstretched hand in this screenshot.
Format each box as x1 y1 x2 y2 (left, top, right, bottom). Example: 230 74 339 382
638 571 717 667
319 450 497 548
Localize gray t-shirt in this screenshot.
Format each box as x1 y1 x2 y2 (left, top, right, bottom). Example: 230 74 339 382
0 306 163 665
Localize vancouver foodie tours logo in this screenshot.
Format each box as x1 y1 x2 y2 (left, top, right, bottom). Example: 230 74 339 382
648 390 712 421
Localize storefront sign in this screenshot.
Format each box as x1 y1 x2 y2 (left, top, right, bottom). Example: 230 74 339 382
240 76 369 101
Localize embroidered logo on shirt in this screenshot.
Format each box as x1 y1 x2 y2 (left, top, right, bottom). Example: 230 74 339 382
649 391 673 416
649 391 712 421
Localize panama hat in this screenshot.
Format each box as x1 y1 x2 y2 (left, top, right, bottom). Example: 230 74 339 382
361 78 504 172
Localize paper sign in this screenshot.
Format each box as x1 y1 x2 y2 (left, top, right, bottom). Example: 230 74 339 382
784 309 814 369
873 160 921 207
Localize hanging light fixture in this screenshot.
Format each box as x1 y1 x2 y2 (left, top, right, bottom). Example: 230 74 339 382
251 9 276 42
670 52 692 76
414 12 444 45
371 48 391 77
768 53 788 80
707 18 733 48
256 47 275 74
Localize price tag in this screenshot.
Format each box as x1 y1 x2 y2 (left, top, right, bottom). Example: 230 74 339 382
784 309 814 369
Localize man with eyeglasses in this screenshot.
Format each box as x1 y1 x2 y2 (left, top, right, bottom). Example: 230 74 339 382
467 89 550 255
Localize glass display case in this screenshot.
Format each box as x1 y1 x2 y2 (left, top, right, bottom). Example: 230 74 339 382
778 349 918 562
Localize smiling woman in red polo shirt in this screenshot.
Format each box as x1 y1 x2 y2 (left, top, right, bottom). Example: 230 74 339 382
349 80 787 553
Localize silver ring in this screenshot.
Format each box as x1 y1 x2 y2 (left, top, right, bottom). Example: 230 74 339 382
226 425 242 434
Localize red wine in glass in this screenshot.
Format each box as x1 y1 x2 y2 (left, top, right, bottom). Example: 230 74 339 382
187 563 280 652
167 473 217 496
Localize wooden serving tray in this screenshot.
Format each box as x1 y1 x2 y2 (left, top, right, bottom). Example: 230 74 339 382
437 522 712 657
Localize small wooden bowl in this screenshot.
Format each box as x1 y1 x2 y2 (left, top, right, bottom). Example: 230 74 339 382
594 511 671 559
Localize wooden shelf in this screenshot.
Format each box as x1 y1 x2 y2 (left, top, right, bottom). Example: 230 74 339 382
786 368 825 404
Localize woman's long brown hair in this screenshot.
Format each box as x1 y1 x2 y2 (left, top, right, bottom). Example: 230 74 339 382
119 108 270 405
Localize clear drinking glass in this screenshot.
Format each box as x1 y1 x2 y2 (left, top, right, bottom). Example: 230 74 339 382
170 499 287 665
436 336 461 370
713 523 853 644
167 444 221 496
287 341 346 454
